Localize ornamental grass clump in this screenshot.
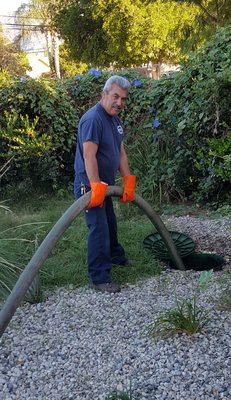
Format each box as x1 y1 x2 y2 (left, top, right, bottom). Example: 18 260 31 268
0 161 44 303
0 221 43 304
105 391 137 400
105 382 139 400
149 298 210 338
148 270 213 338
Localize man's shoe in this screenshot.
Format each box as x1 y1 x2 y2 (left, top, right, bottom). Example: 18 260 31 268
92 282 121 294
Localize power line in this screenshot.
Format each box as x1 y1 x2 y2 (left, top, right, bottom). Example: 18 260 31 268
2 23 48 27
0 15 43 20
1 27 44 32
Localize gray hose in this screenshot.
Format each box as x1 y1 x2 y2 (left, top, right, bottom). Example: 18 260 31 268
0 186 184 336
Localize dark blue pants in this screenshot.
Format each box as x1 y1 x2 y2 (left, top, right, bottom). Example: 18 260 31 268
76 184 127 284
85 197 127 284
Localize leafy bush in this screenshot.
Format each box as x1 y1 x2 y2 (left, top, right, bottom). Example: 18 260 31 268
0 25 230 204
124 25 231 204
0 30 30 76
0 77 78 192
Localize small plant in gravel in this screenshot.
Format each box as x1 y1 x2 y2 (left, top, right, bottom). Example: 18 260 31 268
25 273 43 304
105 382 139 400
105 391 138 400
148 270 214 338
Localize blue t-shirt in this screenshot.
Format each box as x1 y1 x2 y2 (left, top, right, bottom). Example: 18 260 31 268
74 102 125 195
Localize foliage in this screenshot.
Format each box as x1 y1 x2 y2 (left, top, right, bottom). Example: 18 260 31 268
1 111 51 156
105 391 137 400
0 161 43 303
0 220 44 303
170 0 231 26
25 275 43 303
0 76 77 192
0 25 230 204
149 298 210 337
15 0 61 78
0 254 22 300
124 24 231 204
0 28 30 76
195 135 231 203
53 0 201 68
59 45 88 77
148 270 213 338
0 193 161 293
105 380 138 399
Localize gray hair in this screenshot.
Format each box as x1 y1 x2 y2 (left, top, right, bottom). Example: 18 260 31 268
103 75 130 93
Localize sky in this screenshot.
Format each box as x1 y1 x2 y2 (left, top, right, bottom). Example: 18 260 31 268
0 0 29 15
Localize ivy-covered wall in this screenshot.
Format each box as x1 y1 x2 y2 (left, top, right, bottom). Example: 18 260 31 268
0 25 230 205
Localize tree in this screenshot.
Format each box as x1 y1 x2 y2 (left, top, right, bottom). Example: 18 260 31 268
15 0 61 78
53 0 201 68
0 27 30 75
146 0 231 27
139 0 201 64
59 45 88 77
53 0 110 67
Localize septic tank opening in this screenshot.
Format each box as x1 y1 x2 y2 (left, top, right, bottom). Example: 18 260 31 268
143 231 225 271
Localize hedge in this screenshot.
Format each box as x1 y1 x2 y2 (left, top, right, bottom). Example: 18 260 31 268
0 25 230 205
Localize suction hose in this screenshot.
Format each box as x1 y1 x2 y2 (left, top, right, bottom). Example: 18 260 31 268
0 186 184 336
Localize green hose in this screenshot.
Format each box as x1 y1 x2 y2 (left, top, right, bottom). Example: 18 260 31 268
0 186 184 336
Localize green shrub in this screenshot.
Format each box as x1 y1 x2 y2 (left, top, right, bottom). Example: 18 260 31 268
0 77 78 192
0 25 230 204
125 25 231 204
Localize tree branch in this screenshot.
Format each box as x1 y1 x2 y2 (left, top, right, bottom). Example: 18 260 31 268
192 0 218 24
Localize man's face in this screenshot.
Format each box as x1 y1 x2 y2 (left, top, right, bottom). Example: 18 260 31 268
101 83 128 116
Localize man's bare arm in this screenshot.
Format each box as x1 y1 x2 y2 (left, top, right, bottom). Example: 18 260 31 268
83 141 100 182
119 143 131 177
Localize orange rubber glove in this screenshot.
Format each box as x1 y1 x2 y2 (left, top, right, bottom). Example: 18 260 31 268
88 181 108 209
120 175 136 203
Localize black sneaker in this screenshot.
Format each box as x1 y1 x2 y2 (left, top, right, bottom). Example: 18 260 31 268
92 282 121 293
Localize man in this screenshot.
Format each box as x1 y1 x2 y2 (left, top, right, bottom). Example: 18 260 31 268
74 75 136 293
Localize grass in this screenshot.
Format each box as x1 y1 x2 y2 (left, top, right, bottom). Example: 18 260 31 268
0 192 162 298
148 298 210 339
105 381 138 400
148 270 213 339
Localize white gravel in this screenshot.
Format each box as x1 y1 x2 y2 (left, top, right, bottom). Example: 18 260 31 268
0 216 230 400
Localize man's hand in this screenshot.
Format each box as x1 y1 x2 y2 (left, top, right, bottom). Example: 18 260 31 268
120 175 136 203
88 181 108 208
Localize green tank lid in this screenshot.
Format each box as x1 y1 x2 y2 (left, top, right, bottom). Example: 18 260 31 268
143 231 196 260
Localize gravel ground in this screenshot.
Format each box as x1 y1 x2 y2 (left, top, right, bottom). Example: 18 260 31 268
0 215 230 400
